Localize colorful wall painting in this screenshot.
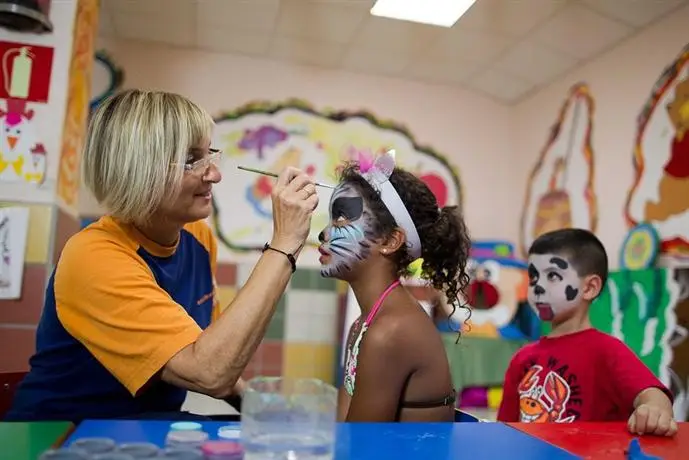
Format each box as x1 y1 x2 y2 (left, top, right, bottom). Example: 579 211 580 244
56 0 99 214
626 43 689 258
0 206 29 300
519 83 597 257
89 50 124 113
210 100 463 252
0 98 47 184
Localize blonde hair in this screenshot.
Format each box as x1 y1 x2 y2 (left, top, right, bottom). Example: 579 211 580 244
82 89 214 224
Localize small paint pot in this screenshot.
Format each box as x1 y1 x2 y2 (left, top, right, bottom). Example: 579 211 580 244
217 425 241 440
169 421 203 431
91 454 135 460
159 447 204 459
165 429 209 449
38 448 89 460
116 442 160 458
201 441 243 460
71 437 117 454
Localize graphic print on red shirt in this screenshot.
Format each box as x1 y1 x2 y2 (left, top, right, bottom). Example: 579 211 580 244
518 364 576 423
497 329 671 423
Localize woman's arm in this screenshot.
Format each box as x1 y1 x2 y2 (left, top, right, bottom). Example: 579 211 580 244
345 321 410 421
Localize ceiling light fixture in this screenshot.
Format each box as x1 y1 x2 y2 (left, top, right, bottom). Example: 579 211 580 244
370 0 477 28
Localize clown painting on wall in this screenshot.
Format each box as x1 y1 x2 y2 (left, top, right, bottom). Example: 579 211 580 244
626 43 689 259
453 241 533 340
519 83 597 258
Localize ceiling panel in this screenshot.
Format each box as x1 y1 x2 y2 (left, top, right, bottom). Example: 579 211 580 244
493 40 580 86
531 2 633 59
580 0 687 28
97 0 688 105
197 0 281 32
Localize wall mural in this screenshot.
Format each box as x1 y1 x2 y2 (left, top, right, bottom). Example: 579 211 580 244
0 99 47 184
211 100 462 251
519 83 597 257
626 43 689 258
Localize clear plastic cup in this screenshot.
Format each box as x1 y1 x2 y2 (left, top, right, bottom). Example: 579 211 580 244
116 442 160 458
159 447 204 459
241 377 337 460
71 437 117 455
38 448 89 460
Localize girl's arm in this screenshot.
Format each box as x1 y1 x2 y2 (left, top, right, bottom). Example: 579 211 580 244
345 321 410 421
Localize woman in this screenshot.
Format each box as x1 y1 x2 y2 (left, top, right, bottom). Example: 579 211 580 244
318 151 471 422
6 89 318 422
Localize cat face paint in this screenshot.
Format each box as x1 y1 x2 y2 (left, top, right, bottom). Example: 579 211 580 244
527 254 582 321
318 183 377 278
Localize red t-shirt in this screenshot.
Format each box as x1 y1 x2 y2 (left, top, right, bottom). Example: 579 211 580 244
497 329 671 423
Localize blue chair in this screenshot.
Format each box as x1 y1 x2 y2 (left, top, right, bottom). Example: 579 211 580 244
454 409 481 423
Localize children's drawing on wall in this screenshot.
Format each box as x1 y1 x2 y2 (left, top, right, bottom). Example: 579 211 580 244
0 99 47 184
626 43 689 257
519 83 597 257
211 100 462 251
0 206 29 300
89 50 124 113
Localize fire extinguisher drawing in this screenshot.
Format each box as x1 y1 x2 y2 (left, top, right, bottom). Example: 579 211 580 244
2 47 35 99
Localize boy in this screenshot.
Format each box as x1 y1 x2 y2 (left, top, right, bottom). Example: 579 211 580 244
497 229 676 436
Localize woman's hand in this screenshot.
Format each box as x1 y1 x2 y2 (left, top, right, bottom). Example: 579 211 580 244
270 167 319 257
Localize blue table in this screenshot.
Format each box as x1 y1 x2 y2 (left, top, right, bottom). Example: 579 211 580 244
64 420 580 459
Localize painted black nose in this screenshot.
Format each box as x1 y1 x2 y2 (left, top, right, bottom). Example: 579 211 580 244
534 285 545 295
318 230 325 242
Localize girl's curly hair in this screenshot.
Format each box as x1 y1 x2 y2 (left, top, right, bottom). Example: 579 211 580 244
339 162 472 327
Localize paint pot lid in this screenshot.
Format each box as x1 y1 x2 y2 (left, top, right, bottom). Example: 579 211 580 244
39 448 89 460
169 421 203 431
166 430 209 443
71 437 117 453
159 448 204 459
116 442 160 458
201 441 243 457
217 425 241 439
91 453 135 460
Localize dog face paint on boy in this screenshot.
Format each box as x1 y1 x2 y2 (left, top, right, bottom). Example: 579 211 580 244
527 254 582 321
318 183 378 278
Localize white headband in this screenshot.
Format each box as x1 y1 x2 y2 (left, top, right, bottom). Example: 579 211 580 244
359 150 422 260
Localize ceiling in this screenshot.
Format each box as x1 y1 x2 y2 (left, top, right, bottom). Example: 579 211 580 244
97 0 688 104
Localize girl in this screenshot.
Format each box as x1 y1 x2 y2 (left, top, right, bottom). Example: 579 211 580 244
318 151 472 422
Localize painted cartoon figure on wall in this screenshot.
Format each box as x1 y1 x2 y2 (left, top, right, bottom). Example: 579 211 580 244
627 43 689 257
211 100 462 252
460 241 532 340
0 98 47 184
520 83 597 258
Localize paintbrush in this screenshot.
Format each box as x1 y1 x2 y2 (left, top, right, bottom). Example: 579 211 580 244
237 165 335 189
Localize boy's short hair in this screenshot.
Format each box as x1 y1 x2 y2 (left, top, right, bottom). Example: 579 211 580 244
528 228 609 288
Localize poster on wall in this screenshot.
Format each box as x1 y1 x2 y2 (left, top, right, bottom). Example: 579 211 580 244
0 206 29 300
519 83 597 257
211 100 463 251
0 41 54 104
0 98 48 185
626 43 689 259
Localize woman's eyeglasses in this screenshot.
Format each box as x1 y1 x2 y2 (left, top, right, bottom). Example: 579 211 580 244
174 148 224 176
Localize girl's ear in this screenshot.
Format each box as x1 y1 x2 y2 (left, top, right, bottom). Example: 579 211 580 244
379 228 405 256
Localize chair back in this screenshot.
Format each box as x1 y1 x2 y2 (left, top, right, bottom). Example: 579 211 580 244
0 372 27 418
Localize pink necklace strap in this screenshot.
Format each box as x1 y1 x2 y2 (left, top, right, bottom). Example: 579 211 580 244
364 279 401 325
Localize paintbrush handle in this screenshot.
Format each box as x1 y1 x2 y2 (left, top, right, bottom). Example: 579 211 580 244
237 165 334 189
